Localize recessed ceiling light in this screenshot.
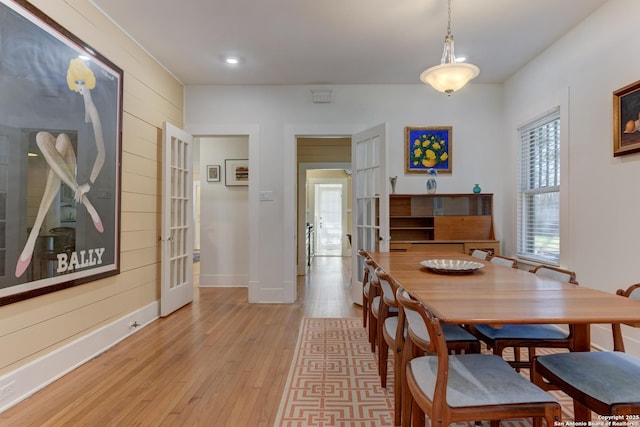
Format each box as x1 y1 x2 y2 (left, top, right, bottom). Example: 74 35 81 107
225 57 239 65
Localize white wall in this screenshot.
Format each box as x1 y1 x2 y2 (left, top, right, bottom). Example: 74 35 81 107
185 84 505 302
504 0 640 353
198 136 249 287
185 0 639 354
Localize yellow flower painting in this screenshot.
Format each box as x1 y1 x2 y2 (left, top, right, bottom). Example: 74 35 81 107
404 126 452 173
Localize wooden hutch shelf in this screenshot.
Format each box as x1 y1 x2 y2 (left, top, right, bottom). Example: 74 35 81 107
389 193 499 254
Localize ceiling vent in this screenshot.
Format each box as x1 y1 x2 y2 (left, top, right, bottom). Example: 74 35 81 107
311 89 333 103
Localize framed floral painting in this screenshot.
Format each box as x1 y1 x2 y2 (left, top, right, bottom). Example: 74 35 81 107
404 126 452 174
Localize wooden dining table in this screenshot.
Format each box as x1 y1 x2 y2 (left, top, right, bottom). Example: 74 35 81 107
367 251 640 421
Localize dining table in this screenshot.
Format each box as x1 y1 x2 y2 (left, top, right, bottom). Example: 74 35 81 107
366 251 640 422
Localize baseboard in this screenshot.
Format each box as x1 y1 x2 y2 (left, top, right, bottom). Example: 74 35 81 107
0 301 159 414
198 273 248 287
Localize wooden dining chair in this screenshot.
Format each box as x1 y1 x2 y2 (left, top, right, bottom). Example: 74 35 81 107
366 257 382 352
532 283 640 417
375 268 400 389
530 264 578 284
357 249 371 329
396 288 485 427
398 287 562 427
470 249 490 260
467 265 579 370
375 269 403 426
489 254 518 268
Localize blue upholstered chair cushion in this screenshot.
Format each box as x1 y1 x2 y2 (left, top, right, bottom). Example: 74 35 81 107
473 323 569 340
409 354 558 407
442 324 479 342
536 351 640 405
405 308 477 344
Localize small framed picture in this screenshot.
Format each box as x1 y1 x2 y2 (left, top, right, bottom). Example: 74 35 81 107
225 159 249 186
613 79 640 157
206 165 220 182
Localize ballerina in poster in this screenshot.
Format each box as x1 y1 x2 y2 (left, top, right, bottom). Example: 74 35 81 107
15 58 105 278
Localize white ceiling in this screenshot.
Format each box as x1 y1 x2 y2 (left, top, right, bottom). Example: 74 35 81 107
91 0 608 86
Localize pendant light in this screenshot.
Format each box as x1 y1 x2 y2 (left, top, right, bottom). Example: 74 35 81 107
420 0 479 94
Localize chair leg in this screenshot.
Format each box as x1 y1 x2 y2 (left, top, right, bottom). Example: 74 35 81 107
412 399 425 427
363 296 368 328
401 340 415 427
393 349 403 427
369 319 377 352
369 309 377 352
379 336 389 388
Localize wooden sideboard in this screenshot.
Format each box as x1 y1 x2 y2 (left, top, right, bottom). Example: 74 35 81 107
389 194 499 254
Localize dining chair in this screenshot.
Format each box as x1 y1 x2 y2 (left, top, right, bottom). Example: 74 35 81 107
532 283 640 417
358 249 371 329
467 265 579 370
375 268 400 389
470 249 490 260
396 288 485 427
529 264 578 284
489 254 518 268
398 287 562 427
375 269 404 426
366 257 382 352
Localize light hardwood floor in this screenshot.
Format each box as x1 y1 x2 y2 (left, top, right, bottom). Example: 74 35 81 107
0 256 360 426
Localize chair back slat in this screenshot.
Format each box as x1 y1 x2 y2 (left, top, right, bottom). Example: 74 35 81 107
531 265 578 285
471 249 489 260
396 288 434 353
376 268 398 308
490 255 517 268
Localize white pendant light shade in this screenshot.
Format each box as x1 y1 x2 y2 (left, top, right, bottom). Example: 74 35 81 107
420 62 479 94
421 0 479 94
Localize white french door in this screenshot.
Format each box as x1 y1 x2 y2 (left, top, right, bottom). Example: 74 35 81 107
160 122 194 317
350 123 388 305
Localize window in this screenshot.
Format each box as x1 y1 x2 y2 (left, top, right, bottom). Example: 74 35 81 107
517 108 560 265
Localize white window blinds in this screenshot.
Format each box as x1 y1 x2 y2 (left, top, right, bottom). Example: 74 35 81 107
517 108 560 264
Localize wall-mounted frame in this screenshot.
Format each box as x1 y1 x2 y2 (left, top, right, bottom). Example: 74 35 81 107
613 79 640 157
405 126 452 174
206 165 220 182
0 0 123 306
225 159 249 186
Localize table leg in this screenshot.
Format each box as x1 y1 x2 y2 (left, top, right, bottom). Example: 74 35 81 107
572 324 591 421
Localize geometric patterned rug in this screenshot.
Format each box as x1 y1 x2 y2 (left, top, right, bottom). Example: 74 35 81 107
274 318 587 427
274 318 394 426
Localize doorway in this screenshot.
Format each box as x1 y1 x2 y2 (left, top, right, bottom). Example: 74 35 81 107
312 180 347 256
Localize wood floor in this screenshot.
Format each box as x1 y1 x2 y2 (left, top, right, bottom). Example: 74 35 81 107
0 256 360 426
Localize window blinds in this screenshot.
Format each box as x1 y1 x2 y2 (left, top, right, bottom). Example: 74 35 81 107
517 108 560 264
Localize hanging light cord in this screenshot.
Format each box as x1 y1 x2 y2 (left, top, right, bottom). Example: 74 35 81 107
446 0 452 37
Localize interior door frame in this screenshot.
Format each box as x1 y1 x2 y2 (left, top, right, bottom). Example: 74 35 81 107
285 124 384 304
186 123 260 301
297 162 351 276
309 177 348 256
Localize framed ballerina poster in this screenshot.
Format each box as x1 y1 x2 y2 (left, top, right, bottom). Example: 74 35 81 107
0 0 123 305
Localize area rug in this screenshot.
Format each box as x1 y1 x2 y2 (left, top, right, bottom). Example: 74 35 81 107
274 318 587 427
